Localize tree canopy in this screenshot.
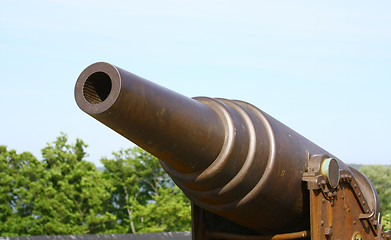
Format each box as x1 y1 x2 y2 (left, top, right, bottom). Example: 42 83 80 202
0 134 191 236
100 147 191 233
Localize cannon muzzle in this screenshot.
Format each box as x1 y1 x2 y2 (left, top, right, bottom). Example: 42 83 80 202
75 62 383 237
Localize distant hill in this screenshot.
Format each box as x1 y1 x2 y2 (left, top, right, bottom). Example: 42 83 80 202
348 164 362 170
348 164 391 171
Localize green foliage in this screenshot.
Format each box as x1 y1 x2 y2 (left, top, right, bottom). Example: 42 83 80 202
0 135 191 236
383 214 391 231
35 134 116 235
0 134 116 236
101 147 191 233
133 186 191 233
359 165 391 231
0 145 42 236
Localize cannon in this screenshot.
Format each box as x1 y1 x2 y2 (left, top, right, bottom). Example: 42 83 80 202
75 62 390 240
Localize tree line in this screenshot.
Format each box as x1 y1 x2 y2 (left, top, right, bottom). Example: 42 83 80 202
0 134 191 236
0 134 390 236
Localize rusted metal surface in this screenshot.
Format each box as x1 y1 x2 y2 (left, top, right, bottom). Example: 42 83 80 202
75 62 389 239
302 154 391 240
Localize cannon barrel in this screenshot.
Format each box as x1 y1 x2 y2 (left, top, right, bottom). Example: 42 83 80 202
75 62 380 235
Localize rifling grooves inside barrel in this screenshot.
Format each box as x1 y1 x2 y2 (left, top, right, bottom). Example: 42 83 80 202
83 72 112 104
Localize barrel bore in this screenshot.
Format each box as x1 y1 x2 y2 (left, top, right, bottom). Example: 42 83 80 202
82 72 112 104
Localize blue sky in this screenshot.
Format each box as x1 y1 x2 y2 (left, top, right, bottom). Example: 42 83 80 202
1 0 390 166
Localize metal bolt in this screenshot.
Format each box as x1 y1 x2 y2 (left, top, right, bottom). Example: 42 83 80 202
324 227 333 236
